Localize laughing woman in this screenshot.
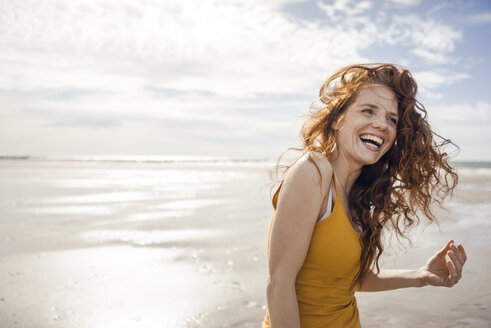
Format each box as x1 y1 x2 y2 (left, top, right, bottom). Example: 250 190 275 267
262 63 467 328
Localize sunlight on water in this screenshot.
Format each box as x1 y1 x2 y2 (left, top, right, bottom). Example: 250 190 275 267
4 246 211 327
81 229 223 246
154 199 226 210
446 202 491 228
22 205 114 216
457 167 491 176
123 210 195 222
457 182 491 191
45 191 161 204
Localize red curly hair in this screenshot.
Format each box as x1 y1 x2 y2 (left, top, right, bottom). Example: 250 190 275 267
275 63 458 288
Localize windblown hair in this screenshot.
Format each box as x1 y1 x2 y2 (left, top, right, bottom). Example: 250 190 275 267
274 63 458 288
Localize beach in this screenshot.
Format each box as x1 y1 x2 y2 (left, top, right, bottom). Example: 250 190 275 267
0 158 490 327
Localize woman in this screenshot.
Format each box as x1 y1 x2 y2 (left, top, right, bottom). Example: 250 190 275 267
262 63 467 328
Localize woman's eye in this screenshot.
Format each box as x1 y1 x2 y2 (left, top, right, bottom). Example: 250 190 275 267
362 108 374 114
389 117 398 125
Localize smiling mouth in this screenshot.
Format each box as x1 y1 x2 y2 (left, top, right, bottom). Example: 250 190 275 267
359 134 384 149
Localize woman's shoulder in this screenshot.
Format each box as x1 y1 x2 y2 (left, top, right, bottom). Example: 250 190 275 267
297 151 332 176
304 151 332 171
284 151 333 191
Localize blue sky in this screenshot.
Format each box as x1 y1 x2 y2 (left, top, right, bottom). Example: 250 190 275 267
1 0 490 160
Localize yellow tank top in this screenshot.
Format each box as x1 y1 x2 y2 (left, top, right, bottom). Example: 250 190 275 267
262 174 362 328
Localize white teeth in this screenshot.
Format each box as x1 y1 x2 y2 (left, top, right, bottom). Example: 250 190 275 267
360 134 384 147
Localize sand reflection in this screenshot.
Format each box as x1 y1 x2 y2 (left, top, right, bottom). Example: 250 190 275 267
1 246 213 327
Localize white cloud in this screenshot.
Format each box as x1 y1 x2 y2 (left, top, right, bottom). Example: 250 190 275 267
430 101 491 122
0 0 372 99
315 6 462 66
426 2 453 15
382 15 462 53
0 0 463 100
411 49 454 64
413 71 469 99
428 101 491 161
466 12 491 24
409 20 461 53
386 0 421 6
316 0 372 20
0 0 482 157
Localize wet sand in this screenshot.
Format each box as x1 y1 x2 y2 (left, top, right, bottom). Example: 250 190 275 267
0 159 490 327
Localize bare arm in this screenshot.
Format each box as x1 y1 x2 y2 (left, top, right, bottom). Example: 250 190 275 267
358 240 467 292
357 268 425 292
267 155 332 328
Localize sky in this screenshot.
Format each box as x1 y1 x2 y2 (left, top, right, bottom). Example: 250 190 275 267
1 0 490 160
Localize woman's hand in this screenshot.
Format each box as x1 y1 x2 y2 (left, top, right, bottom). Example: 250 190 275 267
419 240 467 287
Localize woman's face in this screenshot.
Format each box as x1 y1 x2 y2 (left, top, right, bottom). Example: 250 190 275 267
334 84 398 167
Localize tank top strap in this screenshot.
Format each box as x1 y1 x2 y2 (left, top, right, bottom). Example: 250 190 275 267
332 171 340 200
318 172 336 222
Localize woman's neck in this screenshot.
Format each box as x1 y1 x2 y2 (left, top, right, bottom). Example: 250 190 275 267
330 156 362 194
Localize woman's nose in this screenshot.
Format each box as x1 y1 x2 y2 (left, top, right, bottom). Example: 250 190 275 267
372 115 388 130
